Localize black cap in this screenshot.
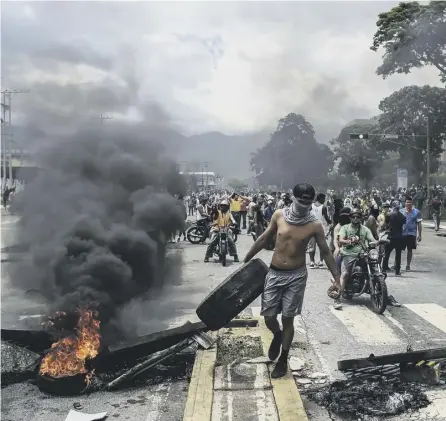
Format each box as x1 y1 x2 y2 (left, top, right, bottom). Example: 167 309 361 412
293 183 315 200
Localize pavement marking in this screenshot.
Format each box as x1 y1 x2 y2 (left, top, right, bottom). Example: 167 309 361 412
384 309 408 335
258 317 309 421
329 305 402 345
404 303 446 334
183 332 217 421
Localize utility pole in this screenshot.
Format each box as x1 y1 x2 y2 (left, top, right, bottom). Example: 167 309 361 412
204 162 209 190
1 88 29 188
426 116 431 198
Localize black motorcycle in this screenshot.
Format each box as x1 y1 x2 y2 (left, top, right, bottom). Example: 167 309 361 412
344 238 389 314
187 219 239 244
186 219 210 244
214 226 231 266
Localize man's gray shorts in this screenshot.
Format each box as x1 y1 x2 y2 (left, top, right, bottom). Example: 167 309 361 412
340 255 357 276
260 266 308 318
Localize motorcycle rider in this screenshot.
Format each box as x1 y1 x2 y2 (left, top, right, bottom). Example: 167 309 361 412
336 208 376 310
204 199 239 263
196 197 210 241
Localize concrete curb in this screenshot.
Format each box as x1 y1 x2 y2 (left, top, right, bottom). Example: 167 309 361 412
182 320 309 421
257 318 309 421
183 332 217 421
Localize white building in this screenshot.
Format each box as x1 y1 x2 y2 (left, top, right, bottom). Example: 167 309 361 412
179 171 218 188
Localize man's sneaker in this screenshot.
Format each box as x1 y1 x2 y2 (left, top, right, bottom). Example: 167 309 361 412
309 262 316 269
318 261 324 268
204 257 209 263
395 271 401 276
388 295 401 307
233 255 239 263
406 265 411 271
333 298 342 310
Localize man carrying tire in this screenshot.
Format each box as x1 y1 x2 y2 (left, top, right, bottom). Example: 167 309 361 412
244 183 340 378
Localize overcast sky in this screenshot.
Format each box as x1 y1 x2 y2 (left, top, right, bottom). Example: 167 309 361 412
1 1 442 142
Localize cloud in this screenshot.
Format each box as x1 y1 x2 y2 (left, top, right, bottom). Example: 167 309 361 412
1 1 442 141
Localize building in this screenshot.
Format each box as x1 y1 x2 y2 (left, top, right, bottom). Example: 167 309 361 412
179 171 218 189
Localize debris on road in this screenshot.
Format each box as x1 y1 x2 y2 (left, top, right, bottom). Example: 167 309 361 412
289 356 305 371
306 378 430 417
65 409 107 421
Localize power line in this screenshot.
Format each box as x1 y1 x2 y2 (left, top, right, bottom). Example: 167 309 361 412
90 113 114 124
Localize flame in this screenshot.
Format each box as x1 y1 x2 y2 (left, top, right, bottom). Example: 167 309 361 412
39 308 101 381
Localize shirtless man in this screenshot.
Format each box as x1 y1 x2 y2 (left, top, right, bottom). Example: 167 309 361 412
244 183 340 378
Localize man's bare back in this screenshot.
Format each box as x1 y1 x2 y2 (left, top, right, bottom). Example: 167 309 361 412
272 211 320 270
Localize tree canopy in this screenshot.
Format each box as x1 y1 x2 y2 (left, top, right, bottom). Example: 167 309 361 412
371 1 446 83
378 85 446 182
227 177 248 191
331 123 387 189
250 113 334 189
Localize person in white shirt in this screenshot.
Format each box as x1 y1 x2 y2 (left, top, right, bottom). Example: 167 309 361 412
308 193 332 268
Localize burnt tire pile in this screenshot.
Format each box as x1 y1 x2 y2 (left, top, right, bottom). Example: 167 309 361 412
306 378 430 417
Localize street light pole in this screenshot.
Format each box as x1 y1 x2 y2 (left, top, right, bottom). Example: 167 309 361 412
426 116 431 198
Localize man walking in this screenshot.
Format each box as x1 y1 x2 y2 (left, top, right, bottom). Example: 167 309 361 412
400 197 422 271
243 183 340 378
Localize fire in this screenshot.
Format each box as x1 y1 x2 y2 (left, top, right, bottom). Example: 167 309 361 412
39 308 101 381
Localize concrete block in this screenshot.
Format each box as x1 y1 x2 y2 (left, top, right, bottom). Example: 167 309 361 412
214 363 271 390
400 361 441 385
212 389 279 421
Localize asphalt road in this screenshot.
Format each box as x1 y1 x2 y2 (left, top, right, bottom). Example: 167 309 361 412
2 211 446 420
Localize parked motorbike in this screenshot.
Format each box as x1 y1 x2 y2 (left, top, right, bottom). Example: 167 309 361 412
186 219 210 244
343 238 389 314
187 219 239 245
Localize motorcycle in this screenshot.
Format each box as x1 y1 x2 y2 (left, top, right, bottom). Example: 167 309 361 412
343 237 389 314
186 218 210 244
214 226 231 266
187 218 239 245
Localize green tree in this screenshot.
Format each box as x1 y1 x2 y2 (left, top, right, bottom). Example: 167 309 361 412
250 113 334 188
378 85 446 183
331 123 388 189
371 1 446 83
227 177 248 191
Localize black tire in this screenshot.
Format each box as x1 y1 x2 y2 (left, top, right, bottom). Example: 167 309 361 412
196 258 269 330
186 226 205 244
370 275 388 314
221 243 227 267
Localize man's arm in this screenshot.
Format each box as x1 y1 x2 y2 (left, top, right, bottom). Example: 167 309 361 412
322 206 332 225
244 211 278 263
314 223 340 284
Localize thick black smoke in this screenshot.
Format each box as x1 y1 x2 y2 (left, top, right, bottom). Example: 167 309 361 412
9 128 187 338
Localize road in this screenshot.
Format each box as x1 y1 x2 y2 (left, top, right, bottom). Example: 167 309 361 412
1 210 446 420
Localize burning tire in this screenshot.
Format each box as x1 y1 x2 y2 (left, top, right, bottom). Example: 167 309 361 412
37 372 90 396
196 258 268 330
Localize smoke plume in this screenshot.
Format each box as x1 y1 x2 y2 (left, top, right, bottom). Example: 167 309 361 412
9 127 187 340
